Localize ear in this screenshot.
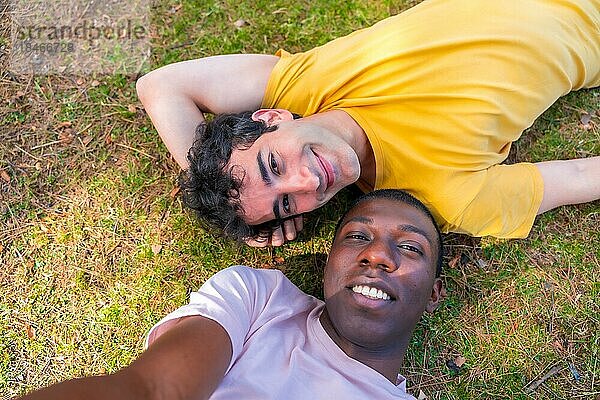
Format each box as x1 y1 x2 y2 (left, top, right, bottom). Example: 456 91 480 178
251 109 295 126
425 278 444 313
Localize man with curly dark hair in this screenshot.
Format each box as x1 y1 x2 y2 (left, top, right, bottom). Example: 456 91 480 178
138 0 600 246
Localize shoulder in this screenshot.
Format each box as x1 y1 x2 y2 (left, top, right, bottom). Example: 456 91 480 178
201 265 303 301
209 265 287 287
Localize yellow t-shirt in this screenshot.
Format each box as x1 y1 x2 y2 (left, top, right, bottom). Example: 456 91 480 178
262 0 600 238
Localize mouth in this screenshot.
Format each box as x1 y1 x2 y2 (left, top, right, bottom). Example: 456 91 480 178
351 284 393 301
312 150 335 190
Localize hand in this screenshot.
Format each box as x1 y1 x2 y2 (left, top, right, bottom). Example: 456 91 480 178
244 215 304 247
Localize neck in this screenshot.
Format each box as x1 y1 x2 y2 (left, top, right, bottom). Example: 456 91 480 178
319 309 410 384
305 111 376 188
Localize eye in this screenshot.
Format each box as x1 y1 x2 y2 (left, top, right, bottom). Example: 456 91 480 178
345 232 369 241
398 243 423 255
282 194 291 213
269 153 280 175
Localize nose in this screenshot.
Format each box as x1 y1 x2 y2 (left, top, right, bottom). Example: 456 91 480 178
282 165 319 193
358 239 398 273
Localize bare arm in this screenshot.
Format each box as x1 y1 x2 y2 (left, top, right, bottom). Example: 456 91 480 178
18 316 232 400
536 156 600 214
136 54 302 246
136 54 279 168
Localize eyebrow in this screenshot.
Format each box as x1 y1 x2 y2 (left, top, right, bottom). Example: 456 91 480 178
256 153 281 220
398 224 434 248
342 216 434 247
343 216 372 226
273 201 281 220
257 153 272 186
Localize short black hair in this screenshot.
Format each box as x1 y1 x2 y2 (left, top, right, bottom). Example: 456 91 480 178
179 111 301 243
334 189 443 277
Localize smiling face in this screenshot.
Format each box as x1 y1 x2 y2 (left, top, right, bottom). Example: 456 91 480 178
322 196 442 349
227 117 361 225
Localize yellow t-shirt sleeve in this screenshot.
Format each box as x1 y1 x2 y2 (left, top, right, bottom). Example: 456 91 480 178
447 163 545 238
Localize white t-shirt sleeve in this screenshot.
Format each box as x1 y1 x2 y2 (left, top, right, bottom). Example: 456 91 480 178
145 265 287 372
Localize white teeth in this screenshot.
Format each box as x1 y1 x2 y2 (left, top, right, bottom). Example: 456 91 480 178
351 285 391 301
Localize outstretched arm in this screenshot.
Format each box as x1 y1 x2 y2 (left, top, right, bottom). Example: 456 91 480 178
18 316 232 400
535 156 600 214
136 54 279 168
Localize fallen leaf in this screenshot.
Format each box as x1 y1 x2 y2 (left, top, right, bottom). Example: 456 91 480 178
91 80 100 87
151 244 162 255
551 340 564 351
76 78 85 85
454 355 466 368
580 112 592 127
0 244 4 253
510 320 519 333
274 256 285 264
127 104 137 113
0 170 10 183
168 4 182 13
59 128 74 144
234 19 248 28
448 254 460 268
82 135 93 145
169 186 181 199
105 134 113 145
57 121 72 128
25 323 36 339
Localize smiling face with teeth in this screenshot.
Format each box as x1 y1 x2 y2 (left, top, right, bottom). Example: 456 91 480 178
320 192 443 373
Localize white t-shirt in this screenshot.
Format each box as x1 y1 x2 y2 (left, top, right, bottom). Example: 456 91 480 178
147 265 417 400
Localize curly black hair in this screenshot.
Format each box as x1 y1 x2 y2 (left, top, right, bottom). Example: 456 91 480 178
179 111 287 243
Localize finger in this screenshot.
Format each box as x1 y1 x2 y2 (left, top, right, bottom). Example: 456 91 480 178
270 225 285 246
293 215 304 233
244 235 269 248
282 218 297 241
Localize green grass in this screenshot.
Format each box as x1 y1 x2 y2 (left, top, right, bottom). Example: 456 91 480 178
1 1 599 399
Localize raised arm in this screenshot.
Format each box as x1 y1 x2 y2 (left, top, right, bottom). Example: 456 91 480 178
136 54 279 168
18 316 232 400
535 156 600 214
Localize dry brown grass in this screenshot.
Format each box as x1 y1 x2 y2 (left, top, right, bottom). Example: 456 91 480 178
1 1 599 399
